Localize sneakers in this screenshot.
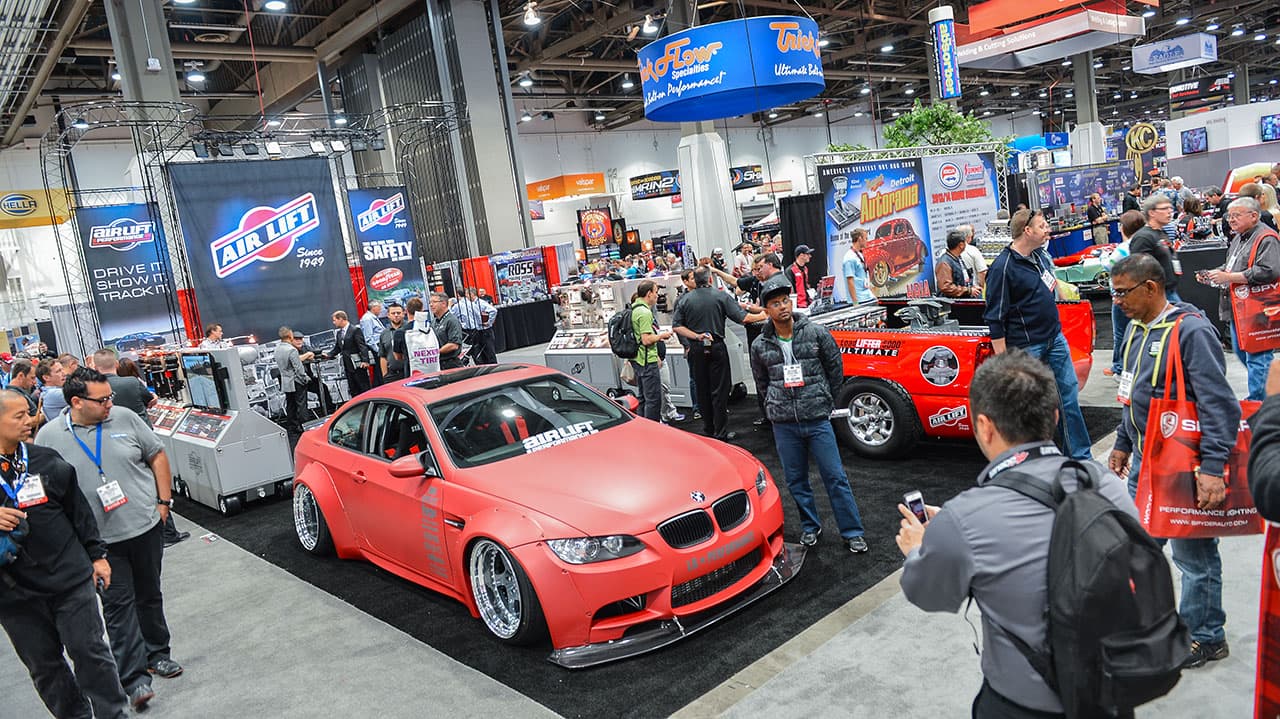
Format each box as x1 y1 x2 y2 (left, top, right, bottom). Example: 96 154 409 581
845 536 869 553
163 531 191 548
692 410 702 420
800 528 823 547
129 683 155 710
1102 367 1116 377
1182 639 1229 669
148 658 184 678
664 412 686 422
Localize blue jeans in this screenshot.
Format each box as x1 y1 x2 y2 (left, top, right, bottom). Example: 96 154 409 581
1022 333 1092 459
772 420 865 539
1229 322 1272 402
1127 454 1226 644
1111 302 1130 374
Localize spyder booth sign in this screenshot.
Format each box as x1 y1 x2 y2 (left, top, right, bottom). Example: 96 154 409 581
169 158 356 343
74 203 179 351
348 186 427 309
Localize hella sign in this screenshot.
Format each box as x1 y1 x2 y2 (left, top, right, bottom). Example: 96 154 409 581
0 193 38 217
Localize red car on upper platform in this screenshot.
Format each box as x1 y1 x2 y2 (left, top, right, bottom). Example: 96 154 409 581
809 297 1095 458
290 364 802 668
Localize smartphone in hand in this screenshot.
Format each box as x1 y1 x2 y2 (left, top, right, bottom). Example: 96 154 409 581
903 490 929 524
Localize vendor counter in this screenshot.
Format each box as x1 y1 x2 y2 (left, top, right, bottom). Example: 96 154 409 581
1047 221 1120 258
493 299 557 354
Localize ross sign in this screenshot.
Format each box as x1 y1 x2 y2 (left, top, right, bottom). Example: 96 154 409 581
490 247 549 305
169 158 356 343
819 159 932 303
526 173 607 201
630 170 682 200
73 203 178 350
348 187 426 310
1133 33 1217 74
920 153 1000 266
929 7 961 100
730 164 765 190
0 188 69 229
1168 76 1232 112
637 15 825 122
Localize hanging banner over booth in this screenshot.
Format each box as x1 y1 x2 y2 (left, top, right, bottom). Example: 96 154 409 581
630 170 681 200
1132 33 1217 75
74 202 178 350
347 186 426 310
168 157 355 342
731 165 764 190
818 159 932 303
638 15 825 122
527 173 606 201
929 7 961 100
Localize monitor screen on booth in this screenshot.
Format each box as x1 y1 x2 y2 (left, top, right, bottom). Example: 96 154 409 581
180 352 229 412
1181 127 1208 155
1263 114 1280 143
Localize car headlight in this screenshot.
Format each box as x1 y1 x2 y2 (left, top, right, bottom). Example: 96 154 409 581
755 468 770 496
546 535 644 564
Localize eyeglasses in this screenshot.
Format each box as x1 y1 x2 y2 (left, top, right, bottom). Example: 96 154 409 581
1152 205 1173 212
1110 283 1146 299
81 393 114 405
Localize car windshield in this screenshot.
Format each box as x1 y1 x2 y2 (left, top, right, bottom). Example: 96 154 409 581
428 375 629 468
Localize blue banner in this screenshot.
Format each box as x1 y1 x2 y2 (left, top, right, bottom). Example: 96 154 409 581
638 15 825 122
932 18 961 100
630 170 681 200
731 164 764 190
347 186 426 309
73 203 179 351
169 158 356 343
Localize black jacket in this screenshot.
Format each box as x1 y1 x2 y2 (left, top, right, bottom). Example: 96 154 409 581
1248 395 1280 522
749 315 844 424
331 324 373 371
0 444 105 599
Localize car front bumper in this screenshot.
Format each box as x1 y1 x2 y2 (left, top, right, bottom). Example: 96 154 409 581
545 542 806 669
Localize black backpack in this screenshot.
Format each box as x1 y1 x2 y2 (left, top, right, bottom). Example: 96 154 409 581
607 304 638 359
986 460 1188 718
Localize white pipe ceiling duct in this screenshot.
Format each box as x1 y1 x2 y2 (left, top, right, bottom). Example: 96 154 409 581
0 0 58 123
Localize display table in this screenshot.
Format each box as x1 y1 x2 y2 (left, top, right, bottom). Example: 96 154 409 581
493 299 557 354
1047 221 1119 258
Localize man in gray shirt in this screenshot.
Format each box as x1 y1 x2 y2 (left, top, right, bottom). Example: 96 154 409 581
379 303 407 382
274 326 310 432
428 292 466 370
35 367 184 709
896 350 1134 716
92 349 155 427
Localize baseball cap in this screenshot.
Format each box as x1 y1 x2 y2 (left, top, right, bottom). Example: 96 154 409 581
759 275 793 304
0 353 12 362
794 244 813 256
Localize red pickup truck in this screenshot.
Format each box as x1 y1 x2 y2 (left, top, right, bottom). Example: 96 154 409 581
810 298 1095 458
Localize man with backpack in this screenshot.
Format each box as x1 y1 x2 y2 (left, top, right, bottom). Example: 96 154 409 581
627 281 670 421
898 349 1183 718
1109 253 1239 670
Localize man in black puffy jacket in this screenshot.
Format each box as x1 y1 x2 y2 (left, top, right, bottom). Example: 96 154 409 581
749 275 868 553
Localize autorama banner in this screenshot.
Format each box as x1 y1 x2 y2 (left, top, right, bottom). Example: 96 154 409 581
347 186 427 309
169 158 355 342
818 159 931 302
73 202 179 350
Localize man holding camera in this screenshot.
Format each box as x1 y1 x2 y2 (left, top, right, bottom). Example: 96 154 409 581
0 388 129 718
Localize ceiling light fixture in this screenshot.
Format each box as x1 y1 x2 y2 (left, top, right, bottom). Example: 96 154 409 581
174 0 197 4
72 117 89 130
642 14 658 34
263 0 286 10
979 88 990 96
1039 90 1047 97
812 110 824 117
1093 60 1103 69
854 111 863 117
892 111 901 117
860 85 871 95
1232 26 1245 36
523 2 541 27
1066 91 1074 98
881 44 893 53
1175 17 1190 25
334 115 348 125
266 118 282 127
1010 89 1020 96
620 74 634 89
1206 22 1220 31
186 68 205 83
818 37 830 48
593 111 605 121
520 110 532 122
111 71 121 81
983 110 992 116
1061 59 1072 66
1142 8 1156 18
518 73 533 88
1255 32 1267 41
904 86 915 95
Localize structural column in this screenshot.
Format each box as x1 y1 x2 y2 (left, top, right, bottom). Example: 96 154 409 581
1069 50 1106 165
103 0 182 105
1235 65 1250 106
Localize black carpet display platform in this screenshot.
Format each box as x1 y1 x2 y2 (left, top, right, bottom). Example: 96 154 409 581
181 405 1121 719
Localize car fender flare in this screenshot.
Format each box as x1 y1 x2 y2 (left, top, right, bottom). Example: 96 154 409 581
454 509 565 616
293 464 359 558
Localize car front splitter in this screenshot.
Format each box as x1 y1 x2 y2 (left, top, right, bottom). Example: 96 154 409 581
546 543 807 669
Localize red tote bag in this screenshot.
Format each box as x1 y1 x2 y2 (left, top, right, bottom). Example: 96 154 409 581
1257 523 1280 718
1229 228 1280 353
1135 318 1265 538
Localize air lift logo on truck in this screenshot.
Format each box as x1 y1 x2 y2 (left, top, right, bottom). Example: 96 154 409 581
356 192 406 233
211 193 319 278
90 218 155 251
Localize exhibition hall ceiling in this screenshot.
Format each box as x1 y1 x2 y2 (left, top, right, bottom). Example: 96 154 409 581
3 0 1280 143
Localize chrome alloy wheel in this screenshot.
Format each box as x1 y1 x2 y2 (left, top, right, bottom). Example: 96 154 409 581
847 392 894 447
469 539 523 639
293 484 321 552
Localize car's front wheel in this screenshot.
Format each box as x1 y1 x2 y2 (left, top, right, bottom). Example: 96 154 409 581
293 483 333 555
833 379 920 458
468 538 547 645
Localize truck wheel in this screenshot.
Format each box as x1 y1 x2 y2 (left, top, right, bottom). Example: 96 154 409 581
833 379 920 458
870 260 891 287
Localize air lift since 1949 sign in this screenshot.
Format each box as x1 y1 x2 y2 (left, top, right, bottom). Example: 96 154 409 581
348 186 426 309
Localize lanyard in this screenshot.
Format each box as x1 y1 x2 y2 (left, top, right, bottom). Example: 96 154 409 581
66 413 105 480
0 442 29 502
986 444 1061 480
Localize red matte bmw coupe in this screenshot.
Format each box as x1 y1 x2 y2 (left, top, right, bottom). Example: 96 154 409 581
291 364 803 668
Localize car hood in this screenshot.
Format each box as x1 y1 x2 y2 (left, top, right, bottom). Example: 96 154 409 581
464 420 756 536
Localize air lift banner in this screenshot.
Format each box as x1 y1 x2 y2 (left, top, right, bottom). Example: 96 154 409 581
347 186 426 309
169 158 355 342
74 203 179 349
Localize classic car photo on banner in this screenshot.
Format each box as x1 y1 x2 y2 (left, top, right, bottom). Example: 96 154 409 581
73 202 180 352
168 157 356 342
347 186 427 309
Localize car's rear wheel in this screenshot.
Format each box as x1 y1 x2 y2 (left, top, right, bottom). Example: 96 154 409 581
870 260 891 287
468 538 547 645
833 379 920 458
293 483 333 555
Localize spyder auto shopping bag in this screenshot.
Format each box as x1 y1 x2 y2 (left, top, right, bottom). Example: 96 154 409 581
1135 396 1263 538
1257 523 1280 719
1229 229 1280 353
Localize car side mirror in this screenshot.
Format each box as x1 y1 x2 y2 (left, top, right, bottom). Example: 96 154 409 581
388 455 424 478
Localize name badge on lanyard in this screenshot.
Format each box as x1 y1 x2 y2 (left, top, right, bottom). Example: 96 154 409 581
67 415 127 512
783 363 804 388
1117 371 1134 405
1 444 45 508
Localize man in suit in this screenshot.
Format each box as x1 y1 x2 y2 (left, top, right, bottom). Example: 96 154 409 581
273 327 309 432
327 311 373 397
